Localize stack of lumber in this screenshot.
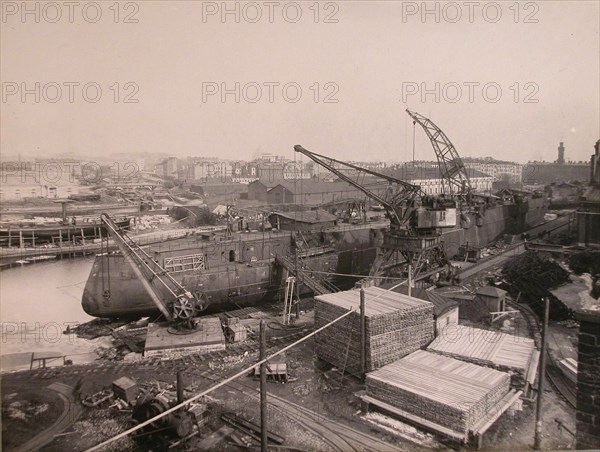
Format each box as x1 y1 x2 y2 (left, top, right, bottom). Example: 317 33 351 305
427 325 536 387
366 350 511 434
315 287 434 374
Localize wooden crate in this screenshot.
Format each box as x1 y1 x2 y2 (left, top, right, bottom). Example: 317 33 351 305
315 287 434 374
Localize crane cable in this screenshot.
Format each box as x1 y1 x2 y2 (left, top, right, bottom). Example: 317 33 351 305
85 308 355 451
412 119 416 164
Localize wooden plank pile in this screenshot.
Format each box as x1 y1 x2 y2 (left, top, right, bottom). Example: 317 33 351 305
365 350 511 435
314 287 434 374
427 325 536 387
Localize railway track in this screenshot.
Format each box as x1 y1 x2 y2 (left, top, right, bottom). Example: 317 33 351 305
507 300 577 408
199 373 404 452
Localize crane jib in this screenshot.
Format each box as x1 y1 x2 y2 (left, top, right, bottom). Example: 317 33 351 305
100 213 202 322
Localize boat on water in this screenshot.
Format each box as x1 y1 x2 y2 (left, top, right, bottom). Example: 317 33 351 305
0 218 131 247
81 190 548 318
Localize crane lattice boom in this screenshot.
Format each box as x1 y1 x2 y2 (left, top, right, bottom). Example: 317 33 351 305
406 109 472 198
294 145 422 229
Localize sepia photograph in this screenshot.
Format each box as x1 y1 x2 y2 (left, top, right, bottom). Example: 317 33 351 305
1 1 599 450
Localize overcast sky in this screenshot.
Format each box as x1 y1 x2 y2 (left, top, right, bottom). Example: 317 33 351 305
1 1 598 164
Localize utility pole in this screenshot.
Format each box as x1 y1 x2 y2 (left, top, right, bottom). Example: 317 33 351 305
294 252 300 319
260 320 268 452
407 264 412 297
176 371 184 404
534 297 550 450
360 286 366 381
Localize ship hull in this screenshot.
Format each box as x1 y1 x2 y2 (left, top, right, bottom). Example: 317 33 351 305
82 197 547 318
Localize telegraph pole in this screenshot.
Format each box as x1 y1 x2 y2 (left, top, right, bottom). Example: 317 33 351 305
294 252 300 319
534 297 550 450
360 286 366 381
260 320 268 452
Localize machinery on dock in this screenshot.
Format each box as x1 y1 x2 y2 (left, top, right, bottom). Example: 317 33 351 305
295 144 454 281
295 110 477 281
81 111 548 319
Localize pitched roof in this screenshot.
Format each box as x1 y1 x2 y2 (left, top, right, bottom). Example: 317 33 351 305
250 179 285 188
269 180 359 194
476 286 507 297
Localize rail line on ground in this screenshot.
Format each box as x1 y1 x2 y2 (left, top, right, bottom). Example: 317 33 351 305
199 372 405 452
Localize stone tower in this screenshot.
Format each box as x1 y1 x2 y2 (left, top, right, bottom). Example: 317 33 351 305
557 142 565 164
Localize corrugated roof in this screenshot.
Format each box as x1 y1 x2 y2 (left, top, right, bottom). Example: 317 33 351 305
315 286 432 318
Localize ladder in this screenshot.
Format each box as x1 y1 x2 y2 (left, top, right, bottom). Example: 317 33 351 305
282 276 296 325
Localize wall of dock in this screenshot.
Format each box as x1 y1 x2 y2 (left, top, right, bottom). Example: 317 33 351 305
574 309 600 450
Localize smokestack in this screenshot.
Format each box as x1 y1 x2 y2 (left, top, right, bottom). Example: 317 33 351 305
557 142 565 164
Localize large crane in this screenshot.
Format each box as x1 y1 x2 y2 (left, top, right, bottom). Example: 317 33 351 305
294 145 455 280
100 213 205 327
406 109 473 199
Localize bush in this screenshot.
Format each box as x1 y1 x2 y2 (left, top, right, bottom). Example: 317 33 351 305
503 252 572 320
569 251 600 275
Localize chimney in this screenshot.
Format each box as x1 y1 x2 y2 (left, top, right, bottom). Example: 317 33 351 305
557 142 565 164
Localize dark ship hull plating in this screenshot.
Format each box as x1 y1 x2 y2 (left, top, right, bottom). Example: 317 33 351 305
82 196 548 318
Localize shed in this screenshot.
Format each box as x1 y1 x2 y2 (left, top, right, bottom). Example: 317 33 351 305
476 286 507 313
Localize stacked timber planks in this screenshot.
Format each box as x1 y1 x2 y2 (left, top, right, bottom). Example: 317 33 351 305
314 287 434 374
427 325 536 387
365 350 511 435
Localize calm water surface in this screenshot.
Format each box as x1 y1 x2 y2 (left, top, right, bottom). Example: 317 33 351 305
0 257 105 369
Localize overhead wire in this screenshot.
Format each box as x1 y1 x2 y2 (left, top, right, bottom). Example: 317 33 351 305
85 274 411 451
85 307 355 451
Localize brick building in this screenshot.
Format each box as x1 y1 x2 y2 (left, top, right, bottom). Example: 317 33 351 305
577 139 600 247
574 309 600 449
